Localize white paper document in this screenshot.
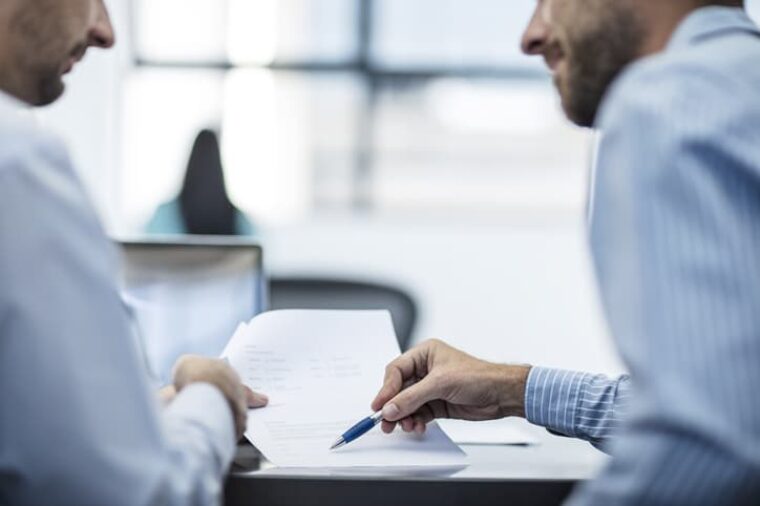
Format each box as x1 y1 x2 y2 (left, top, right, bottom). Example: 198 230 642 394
438 418 538 446
222 310 467 468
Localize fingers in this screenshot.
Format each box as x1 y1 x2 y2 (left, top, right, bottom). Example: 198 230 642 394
412 406 437 427
381 375 443 422
381 416 421 434
234 397 248 439
381 420 397 434
234 385 270 438
372 354 416 411
169 355 268 439
382 405 437 434
372 343 434 411
244 386 269 409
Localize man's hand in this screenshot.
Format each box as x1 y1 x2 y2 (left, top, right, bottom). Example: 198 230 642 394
172 355 268 439
371 340 531 434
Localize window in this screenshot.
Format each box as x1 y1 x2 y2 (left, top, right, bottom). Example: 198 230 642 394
125 1 592 231
370 0 541 71
134 0 359 65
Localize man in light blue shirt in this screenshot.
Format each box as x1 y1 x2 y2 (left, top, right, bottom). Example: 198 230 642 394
0 1 267 504
373 1 760 503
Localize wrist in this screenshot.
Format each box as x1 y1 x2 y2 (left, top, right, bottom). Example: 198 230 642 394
494 364 532 418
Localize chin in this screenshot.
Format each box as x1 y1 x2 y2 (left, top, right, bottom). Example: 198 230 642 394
35 80 66 107
560 101 579 127
556 80 594 128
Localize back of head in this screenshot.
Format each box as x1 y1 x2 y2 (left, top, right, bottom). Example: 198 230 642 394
179 129 237 236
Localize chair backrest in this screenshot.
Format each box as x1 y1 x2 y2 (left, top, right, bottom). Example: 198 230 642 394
268 277 417 351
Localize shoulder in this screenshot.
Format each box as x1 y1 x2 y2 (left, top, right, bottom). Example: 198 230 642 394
235 210 255 236
597 38 759 136
0 115 103 247
0 123 116 306
590 43 760 219
599 57 731 132
593 49 760 190
0 132 92 224
0 99 77 203
0 115 66 175
145 199 185 234
152 200 179 215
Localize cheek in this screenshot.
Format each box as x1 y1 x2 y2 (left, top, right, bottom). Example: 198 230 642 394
556 59 569 76
50 0 93 44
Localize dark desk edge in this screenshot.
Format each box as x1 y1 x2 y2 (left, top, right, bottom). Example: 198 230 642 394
225 475 579 506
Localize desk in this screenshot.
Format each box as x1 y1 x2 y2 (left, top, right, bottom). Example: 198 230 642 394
225 424 607 506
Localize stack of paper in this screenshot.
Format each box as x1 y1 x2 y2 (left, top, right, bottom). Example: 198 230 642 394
222 310 468 468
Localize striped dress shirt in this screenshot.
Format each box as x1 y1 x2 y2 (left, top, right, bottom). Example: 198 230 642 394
524 7 760 504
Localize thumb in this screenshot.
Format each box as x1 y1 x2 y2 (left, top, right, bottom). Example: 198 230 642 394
245 386 269 409
381 376 442 422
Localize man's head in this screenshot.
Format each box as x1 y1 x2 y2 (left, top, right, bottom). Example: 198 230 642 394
521 0 745 127
0 0 114 106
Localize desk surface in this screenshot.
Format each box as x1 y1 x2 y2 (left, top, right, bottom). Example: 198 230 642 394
225 423 607 506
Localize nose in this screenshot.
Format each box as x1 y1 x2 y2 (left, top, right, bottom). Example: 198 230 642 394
520 2 550 55
89 0 115 49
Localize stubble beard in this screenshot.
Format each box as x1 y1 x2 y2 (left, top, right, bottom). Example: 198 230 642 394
34 70 66 106
559 7 646 128
8 0 69 106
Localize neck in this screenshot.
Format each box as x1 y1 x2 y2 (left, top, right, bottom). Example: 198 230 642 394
637 2 700 56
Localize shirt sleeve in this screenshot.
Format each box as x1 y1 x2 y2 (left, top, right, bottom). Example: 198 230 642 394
567 60 760 504
524 367 630 451
0 130 236 506
158 383 237 505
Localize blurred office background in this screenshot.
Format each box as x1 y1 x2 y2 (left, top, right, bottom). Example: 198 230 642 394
37 1 760 374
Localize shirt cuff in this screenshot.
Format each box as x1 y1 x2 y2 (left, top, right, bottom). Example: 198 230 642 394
164 382 237 470
524 367 591 438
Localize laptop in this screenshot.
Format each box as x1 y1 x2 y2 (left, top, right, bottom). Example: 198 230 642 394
117 237 266 383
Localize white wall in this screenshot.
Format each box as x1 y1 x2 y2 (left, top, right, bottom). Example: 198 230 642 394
263 214 624 375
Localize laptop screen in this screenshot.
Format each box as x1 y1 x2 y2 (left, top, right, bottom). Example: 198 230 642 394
118 239 266 383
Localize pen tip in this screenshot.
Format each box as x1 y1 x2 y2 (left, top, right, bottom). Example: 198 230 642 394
329 438 346 451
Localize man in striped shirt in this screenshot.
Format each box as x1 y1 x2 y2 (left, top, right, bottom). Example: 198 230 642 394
372 1 760 503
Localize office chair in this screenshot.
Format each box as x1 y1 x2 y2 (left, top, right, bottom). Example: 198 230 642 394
268 277 417 351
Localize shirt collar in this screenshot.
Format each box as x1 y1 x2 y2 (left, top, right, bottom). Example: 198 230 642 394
668 6 759 51
0 89 38 125
0 89 27 109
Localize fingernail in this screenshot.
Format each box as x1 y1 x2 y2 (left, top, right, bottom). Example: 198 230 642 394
382 403 400 420
258 393 269 402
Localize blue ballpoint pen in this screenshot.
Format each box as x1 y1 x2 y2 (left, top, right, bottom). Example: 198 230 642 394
329 411 384 450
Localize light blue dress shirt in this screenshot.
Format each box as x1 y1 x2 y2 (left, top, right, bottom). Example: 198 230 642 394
524 6 760 504
0 93 237 505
